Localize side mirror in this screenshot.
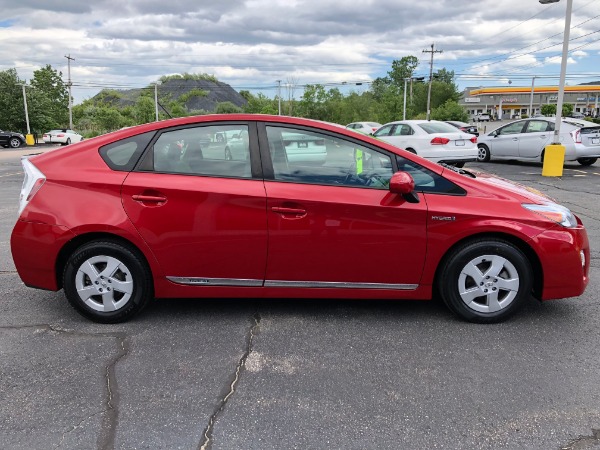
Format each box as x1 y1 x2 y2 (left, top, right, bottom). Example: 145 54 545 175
492 130 499 137
389 171 419 203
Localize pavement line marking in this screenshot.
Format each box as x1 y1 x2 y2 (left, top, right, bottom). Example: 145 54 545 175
566 169 587 174
573 174 587 177
0 172 23 178
593 173 600 176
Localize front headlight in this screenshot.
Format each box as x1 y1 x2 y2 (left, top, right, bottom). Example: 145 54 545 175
522 203 577 228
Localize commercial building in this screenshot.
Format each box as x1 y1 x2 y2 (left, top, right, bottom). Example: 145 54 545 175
459 83 600 120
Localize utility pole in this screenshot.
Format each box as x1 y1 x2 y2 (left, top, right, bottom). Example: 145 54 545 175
65 54 75 129
423 43 442 121
403 78 409 120
277 80 282 115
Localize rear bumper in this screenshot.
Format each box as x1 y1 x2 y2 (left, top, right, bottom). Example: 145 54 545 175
10 220 76 291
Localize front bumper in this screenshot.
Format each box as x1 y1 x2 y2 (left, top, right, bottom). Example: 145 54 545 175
533 218 590 300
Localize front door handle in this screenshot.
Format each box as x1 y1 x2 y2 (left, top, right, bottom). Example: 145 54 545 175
272 206 307 219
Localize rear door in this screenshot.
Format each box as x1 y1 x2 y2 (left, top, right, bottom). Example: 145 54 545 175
121 121 268 286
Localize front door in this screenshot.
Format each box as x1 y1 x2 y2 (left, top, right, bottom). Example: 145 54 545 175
261 125 428 289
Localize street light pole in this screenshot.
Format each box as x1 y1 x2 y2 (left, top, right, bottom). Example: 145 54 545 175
19 84 31 135
403 78 409 120
539 0 572 177
551 0 572 145
528 76 537 117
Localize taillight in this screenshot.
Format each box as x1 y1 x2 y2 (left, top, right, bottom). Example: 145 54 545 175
57 134 65 137
18 158 46 215
570 129 581 144
430 137 450 145
470 136 477 143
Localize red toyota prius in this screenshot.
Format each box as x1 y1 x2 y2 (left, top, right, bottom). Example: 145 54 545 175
10 114 590 323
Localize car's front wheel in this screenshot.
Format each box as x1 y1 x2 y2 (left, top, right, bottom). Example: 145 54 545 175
577 157 597 166
477 144 491 162
438 239 532 323
9 137 22 148
63 241 153 323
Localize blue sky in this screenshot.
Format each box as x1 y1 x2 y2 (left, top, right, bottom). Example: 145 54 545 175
0 0 598 104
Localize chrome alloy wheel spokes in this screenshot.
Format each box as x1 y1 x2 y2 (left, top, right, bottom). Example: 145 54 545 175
75 255 134 312
457 254 520 313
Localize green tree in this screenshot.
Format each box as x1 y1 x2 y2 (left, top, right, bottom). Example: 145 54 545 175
431 100 469 121
30 65 69 128
215 101 242 114
134 96 156 124
0 68 26 132
540 103 573 117
387 56 419 87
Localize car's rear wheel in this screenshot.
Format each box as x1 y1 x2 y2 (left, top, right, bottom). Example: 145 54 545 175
477 144 490 162
405 148 417 154
66 138 71 145
438 239 532 323
63 241 153 323
577 157 597 166
9 137 22 148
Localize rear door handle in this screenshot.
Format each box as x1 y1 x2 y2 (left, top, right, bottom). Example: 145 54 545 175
272 206 307 218
132 194 167 205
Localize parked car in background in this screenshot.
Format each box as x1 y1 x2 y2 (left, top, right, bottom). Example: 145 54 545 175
569 112 586 119
445 121 479 136
0 129 25 148
372 120 478 167
10 114 590 324
42 129 83 145
476 118 600 166
346 122 382 135
474 113 491 122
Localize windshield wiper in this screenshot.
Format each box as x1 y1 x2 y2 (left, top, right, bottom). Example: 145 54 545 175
439 162 477 178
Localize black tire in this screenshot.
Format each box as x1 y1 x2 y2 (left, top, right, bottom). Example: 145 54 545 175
66 138 71 145
63 241 153 323
9 137 22 148
577 157 597 166
437 239 532 323
477 144 490 162
405 148 417 155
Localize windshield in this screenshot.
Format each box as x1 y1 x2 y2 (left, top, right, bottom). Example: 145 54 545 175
418 122 460 134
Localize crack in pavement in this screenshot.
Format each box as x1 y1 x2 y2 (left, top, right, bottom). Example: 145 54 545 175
198 313 261 450
560 428 600 450
0 324 129 450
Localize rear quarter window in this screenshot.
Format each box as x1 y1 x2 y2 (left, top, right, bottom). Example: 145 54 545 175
99 131 155 171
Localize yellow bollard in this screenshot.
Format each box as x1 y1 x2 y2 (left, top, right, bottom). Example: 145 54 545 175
25 134 35 146
542 144 566 177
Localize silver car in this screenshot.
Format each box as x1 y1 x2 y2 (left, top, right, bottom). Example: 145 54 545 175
477 118 600 166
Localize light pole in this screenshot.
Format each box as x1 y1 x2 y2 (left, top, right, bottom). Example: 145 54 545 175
403 78 409 120
528 76 537 117
18 83 34 145
539 0 572 176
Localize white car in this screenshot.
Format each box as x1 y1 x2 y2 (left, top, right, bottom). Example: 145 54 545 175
42 129 83 145
372 120 478 167
476 118 600 166
346 122 382 135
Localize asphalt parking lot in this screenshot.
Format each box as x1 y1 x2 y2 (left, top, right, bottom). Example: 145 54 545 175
0 146 599 450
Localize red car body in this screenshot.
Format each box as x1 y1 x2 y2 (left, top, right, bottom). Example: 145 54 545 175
10 114 590 323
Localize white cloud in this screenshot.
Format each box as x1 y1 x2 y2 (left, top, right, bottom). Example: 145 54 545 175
1 0 598 104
